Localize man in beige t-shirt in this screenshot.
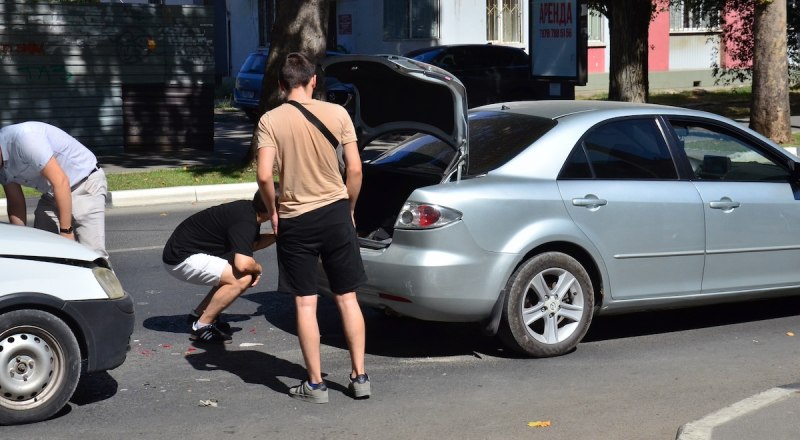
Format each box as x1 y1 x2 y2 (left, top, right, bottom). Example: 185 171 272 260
256 52 369 404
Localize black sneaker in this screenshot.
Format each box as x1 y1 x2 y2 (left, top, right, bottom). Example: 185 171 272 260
190 324 232 344
348 373 371 399
186 312 232 335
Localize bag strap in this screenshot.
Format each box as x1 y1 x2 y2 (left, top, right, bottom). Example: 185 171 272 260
287 100 338 149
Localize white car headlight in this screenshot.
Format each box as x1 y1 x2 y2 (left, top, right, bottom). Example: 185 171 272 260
394 202 462 230
92 267 125 299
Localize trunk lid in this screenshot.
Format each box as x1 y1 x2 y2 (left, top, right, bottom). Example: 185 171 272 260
321 55 469 180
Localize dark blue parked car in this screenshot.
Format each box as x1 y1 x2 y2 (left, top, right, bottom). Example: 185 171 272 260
233 48 354 121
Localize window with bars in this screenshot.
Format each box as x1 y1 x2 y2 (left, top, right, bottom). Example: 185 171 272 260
384 0 440 40
587 9 605 45
670 2 717 32
486 0 522 43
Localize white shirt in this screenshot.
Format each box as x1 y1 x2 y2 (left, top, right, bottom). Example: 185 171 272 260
0 122 97 194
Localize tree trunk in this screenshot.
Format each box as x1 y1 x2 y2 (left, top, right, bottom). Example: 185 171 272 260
607 0 651 102
749 0 792 143
245 0 329 163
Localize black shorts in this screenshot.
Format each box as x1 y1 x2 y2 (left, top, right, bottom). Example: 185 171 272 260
276 199 367 296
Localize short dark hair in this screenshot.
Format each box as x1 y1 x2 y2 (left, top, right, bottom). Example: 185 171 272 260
252 191 268 214
279 52 316 90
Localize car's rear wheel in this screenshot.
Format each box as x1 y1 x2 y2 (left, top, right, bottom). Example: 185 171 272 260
0 309 81 425
499 252 594 357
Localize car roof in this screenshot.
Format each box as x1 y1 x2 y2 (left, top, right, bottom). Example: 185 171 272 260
475 99 718 121
405 44 526 57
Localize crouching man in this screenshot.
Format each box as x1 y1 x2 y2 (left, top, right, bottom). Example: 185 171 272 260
162 191 275 343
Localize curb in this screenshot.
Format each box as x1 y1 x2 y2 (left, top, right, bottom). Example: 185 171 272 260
675 384 800 440
0 182 259 210
108 182 259 207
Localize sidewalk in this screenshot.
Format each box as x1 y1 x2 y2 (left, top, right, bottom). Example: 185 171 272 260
98 110 258 207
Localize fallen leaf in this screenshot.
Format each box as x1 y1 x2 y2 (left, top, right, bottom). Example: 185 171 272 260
528 421 551 428
788 332 795 337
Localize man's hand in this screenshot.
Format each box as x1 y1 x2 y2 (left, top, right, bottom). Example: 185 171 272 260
59 231 75 241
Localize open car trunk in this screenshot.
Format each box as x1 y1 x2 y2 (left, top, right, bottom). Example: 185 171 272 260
321 55 469 250
354 164 444 248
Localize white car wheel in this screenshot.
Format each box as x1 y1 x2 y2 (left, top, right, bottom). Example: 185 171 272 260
0 309 80 425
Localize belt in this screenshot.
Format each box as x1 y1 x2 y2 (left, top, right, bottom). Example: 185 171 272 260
71 164 100 192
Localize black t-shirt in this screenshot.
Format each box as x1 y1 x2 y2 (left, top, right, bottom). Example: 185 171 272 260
162 200 261 265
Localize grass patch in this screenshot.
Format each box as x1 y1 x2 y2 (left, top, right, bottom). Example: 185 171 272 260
108 164 257 191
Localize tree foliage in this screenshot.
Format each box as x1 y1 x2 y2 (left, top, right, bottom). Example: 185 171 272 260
682 0 792 141
684 0 799 87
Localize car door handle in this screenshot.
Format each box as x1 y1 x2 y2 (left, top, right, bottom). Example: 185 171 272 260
709 198 741 210
572 196 608 208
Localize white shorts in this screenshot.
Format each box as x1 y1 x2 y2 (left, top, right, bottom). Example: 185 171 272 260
164 254 228 286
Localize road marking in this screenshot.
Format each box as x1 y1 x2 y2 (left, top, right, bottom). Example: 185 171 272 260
676 384 800 440
108 245 163 254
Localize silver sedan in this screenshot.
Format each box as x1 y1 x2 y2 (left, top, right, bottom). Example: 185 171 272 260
323 55 800 357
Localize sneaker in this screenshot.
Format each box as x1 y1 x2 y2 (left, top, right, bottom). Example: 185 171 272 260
190 323 232 344
289 380 329 404
348 373 371 399
186 312 232 335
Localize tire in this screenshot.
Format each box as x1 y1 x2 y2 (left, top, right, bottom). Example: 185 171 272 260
0 310 81 425
498 252 594 357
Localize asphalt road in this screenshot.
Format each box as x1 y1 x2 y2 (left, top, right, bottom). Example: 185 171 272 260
3 202 799 440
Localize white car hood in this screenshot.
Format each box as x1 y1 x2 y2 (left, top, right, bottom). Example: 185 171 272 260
0 223 101 262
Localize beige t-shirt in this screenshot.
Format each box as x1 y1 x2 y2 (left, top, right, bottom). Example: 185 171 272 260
257 99 358 218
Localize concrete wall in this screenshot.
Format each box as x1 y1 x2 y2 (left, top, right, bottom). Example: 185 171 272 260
226 0 261 77
0 1 215 153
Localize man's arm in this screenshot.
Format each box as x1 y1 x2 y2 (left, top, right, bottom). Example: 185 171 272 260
3 183 27 226
256 146 278 235
253 233 276 251
342 141 362 215
233 253 262 286
40 157 74 238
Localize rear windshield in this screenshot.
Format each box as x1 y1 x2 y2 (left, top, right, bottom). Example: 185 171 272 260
240 53 267 74
370 111 556 176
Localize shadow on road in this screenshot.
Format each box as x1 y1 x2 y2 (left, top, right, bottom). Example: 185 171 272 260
70 371 119 405
244 291 513 359
584 295 800 342
184 345 307 395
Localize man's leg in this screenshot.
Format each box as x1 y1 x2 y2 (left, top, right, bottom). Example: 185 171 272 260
334 292 366 377
197 264 253 325
71 170 108 259
33 194 60 233
295 294 323 384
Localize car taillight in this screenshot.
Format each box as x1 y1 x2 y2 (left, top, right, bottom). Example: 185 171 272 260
394 202 462 230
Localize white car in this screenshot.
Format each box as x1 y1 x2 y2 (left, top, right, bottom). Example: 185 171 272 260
0 224 134 425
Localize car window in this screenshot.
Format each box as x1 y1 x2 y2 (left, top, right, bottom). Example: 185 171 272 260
371 111 556 175
668 120 791 182
240 53 266 74
561 118 678 180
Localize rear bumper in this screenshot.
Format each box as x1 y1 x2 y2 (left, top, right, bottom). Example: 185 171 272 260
65 294 135 372
321 223 516 322
233 89 259 109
